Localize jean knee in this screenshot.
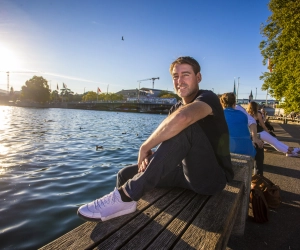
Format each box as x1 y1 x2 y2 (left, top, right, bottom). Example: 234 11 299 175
116 165 138 188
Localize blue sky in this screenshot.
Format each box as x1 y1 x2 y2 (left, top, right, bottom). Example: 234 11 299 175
0 0 272 100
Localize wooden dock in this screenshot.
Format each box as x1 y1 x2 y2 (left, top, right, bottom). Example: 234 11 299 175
40 154 253 250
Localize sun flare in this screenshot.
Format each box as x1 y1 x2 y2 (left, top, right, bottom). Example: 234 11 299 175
0 44 22 71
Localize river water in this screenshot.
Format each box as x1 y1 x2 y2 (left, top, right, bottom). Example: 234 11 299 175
0 106 166 249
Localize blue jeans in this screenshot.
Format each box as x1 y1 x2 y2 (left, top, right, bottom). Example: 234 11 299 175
117 122 227 201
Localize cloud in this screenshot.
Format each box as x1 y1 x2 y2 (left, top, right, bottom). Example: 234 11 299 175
20 69 120 86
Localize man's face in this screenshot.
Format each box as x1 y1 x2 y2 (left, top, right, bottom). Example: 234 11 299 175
172 63 201 101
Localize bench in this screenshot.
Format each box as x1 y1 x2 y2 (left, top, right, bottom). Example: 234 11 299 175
40 154 254 250
267 116 299 124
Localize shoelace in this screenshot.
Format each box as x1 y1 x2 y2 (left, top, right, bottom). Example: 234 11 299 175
94 190 120 209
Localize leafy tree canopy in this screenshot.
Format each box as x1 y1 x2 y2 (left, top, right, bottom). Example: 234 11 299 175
82 91 97 101
50 90 60 102
260 0 300 112
20 76 50 103
158 90 180 100
82 92 123 102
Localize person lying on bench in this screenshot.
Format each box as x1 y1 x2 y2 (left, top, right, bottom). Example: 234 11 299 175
77 56 234 221
246 101 300 157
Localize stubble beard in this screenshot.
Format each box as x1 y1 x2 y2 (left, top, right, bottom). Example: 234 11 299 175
176 86 198 100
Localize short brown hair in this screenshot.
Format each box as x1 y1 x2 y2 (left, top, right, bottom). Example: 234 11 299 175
220 92 236 108
169 56 201 75
246 101 259 116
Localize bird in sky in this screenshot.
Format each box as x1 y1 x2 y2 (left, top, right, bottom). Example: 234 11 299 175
122 36 124 41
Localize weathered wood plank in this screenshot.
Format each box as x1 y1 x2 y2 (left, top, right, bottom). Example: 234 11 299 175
40 153 252 250
146 193 210 250
120 190 207 250
39 188 172 250
230 154 254 235
94 187 187 250
173 180 243 250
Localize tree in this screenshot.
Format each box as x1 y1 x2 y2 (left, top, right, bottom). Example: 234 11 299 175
259 0 300 112
82 91 97 101
158 90 181 101
72 93 84 102
20 76 50 103
110 93 123 101
60 83 74 102
9 86 19 102
50 90 60 102
9 86 14 101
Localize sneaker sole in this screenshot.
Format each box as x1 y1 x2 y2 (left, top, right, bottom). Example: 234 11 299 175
286 154 300 157
77 204 137 222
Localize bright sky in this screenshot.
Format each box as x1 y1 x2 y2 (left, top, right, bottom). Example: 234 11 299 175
0 0 272 100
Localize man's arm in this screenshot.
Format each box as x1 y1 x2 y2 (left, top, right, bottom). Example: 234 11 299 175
138 101 212 172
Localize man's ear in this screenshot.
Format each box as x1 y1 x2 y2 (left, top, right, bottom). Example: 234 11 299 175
197 72 202 83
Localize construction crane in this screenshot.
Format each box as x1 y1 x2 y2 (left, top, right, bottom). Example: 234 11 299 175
137 77 159 89
0 71 37 93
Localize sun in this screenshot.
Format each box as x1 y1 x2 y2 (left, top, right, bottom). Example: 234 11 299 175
0 43 22 71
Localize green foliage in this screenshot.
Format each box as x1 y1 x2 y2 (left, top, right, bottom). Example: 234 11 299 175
82 91 97 101
82 92 123 102
158 90 180 100
20 76 50 103
60 83 74 102
50 90 60 102
260 0 300 113
72 94 84 102
8 86 19 101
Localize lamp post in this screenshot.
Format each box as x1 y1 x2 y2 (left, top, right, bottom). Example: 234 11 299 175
237 77 240 103
255 87 257 100
138 82 140 102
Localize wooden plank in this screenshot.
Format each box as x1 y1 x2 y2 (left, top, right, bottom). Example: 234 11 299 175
120 190 207 250
94 187 187 250
146 193 209 250
41 154 250 250
173 180 243 250
39 188 172 250
230 154 254 235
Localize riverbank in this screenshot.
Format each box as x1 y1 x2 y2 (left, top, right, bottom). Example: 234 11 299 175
228 122 300 249
0 101 173 114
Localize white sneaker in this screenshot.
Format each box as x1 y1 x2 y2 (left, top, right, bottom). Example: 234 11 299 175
286 152 299 157
77 188 137 221
292 147 300 154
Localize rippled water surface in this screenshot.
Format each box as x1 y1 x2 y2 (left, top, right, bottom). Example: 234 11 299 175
0 106 165 249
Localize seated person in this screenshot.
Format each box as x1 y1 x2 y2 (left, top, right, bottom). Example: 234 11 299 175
220 93 256 158
247 101 300 157
77 56 234 221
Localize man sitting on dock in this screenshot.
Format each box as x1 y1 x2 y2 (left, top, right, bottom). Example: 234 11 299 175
77 56 234 221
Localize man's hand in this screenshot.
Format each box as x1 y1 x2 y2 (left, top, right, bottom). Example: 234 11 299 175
138 146 154 173
253 137 264 148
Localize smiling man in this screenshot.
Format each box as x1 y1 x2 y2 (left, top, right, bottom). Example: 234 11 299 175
77 56 234 221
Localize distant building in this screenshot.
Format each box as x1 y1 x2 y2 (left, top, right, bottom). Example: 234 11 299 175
116 88 176 104
249 90 253 102
0 89 8 96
